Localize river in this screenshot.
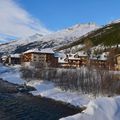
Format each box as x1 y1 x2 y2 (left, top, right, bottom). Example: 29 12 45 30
0 79 81 120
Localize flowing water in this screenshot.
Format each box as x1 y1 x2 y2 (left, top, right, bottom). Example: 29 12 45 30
0 79 81 120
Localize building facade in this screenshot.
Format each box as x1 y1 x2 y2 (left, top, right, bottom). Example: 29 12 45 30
21 49 58 68
2 54 21 65
114 54 120 70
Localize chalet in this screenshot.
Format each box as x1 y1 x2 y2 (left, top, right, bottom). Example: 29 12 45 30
77 51 88 66
21 48 58 68
114 54 120 70
90 52 109 69
66 51 88 67
54 52 69 67
54 51 88 68
2 54 21 65
67 54 82 67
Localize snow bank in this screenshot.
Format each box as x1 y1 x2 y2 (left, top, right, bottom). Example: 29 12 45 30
0 65 25 84
27 80 89 107
60 96 120 120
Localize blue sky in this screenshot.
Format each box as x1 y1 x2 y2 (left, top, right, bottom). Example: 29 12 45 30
0 0 120 43
19 0 120 31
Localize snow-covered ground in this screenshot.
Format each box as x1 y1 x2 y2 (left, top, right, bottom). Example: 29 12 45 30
27 80 89 107
0 65 120 120
60 96 120 120
0 65 89 107
0 65 25 84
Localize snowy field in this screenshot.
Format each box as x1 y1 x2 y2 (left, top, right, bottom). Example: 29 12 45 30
0 65 120 120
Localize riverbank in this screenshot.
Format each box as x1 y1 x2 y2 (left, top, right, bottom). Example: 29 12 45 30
1 65 120 120
0 78 82 120
0 65 90 107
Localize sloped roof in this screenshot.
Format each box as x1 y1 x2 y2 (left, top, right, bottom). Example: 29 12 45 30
10 54 21 58
23 48 40 54
90 52 109 61
23 48 54 54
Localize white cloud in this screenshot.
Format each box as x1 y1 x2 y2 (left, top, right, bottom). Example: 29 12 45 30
0 0 50 39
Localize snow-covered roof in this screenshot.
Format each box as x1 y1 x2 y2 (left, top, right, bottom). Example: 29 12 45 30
99 52 108 61
1 55 7 58
68 57 80 60
55 52 68 63
58 58 68 63
10 54 21 58
77 51 88 57
39 48 54 54
67 54 81 60
23 48 54 54
1 55 7 60
23 48 40 54
65 52 88 60
54 52 66 58
91 52 109 61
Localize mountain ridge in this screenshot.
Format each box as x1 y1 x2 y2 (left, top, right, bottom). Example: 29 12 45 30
0 23 98 55
56 21 120 52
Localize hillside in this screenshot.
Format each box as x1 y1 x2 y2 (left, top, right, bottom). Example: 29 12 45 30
56 21 120 51
0 23 98 55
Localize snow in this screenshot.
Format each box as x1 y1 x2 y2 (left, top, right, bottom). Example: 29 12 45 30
58 57 68 64
67 54 79 60
42 23 99 43
10 54 21 58
39 48 54 54
99 52 109 61
60 96 120 120
110 19 120 24
77 51 88 57
0 65 89 107
1 55 7 60
0 23 99 54
65 52 88 61
90 52 109 61
23 48 40 54
54 52 66 58
23 48 54 54
0 65 25 84
54 52 68 63
1 65 120 120
26 80 89 107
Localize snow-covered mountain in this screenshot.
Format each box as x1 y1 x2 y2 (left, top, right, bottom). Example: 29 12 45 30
0 23 99 54
56 19 120 52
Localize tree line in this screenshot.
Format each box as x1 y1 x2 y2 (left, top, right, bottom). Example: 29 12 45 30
20 66 120 97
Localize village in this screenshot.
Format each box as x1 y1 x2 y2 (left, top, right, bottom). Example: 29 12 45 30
1 0 120 120
0 47 120 71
